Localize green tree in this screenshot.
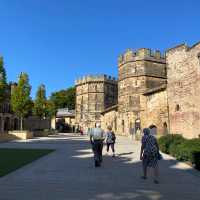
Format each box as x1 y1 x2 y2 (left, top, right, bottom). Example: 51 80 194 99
46 100 56 117
33 84 47 118
11 73 32 130
0 57 8 103
49 87 75 110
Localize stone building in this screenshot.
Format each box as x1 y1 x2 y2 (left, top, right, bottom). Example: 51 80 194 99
101 105 118 133
75 41 200 139
0 83 19 134
117 48 167 136
75 75 118 130
142 84 169 135
167 42 200 138
52 108 75 132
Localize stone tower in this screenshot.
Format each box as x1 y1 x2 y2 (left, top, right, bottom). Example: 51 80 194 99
75 75 117 130
118 48 166 135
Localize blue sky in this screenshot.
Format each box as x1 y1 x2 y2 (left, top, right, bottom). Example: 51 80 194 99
0 0 200 98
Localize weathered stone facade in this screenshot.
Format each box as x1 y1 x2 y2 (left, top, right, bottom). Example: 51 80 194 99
75 75 117 130
75 41 200 139
143 85 169 135
101 105 118 133
167 42 200 138
117 48 167 136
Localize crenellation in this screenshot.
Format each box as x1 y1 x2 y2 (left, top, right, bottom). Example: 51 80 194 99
75 74 117 86
137 48 151 57
118 48 165 65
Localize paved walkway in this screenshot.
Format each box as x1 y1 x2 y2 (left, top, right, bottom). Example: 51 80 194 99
0 134 199 200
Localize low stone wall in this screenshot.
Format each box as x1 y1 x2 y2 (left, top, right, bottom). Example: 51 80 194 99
24 117 51 131
9 130 33 140
33 131 49 137
0 133 18 142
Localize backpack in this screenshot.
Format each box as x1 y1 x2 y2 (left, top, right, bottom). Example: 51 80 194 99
111 132 116 142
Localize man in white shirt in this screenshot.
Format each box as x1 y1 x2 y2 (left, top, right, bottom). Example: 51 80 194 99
90 123 105 167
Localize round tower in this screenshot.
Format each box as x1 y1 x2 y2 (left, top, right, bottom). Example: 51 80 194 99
118 48 166 136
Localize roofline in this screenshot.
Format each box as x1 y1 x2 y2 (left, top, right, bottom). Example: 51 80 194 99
143 84 167 95
166 43 187 53
101 104 118 115
166 41 200 53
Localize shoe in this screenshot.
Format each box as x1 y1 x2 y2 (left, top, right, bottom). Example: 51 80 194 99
141 176 147 180
154 179 159 184
112 154 115 157
95 160 100 167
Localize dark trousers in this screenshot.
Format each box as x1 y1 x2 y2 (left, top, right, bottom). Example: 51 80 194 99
93 140 103 164
106 143 115 153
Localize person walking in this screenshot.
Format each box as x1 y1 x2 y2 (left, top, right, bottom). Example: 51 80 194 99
106 125 116 157
140 128 161 184
80 127 84 135
90 123 105 167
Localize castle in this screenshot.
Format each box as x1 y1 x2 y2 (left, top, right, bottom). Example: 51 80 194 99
75 41 200 139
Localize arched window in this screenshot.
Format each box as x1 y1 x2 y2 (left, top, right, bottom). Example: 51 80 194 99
175 104 180 111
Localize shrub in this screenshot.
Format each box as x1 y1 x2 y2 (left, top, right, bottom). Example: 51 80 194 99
158 135 173 153
175 139 200 164
158 134 185 154
159 136 200 170
169 135 186 156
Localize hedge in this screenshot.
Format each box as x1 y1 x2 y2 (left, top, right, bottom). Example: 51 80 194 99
158 135 200 170
158 134 186 154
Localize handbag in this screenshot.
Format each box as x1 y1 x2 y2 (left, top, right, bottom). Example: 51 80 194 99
157 152 163 160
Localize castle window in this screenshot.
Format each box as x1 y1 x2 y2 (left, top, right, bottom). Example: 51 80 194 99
198 53 200 64
122 120 125 133
175 104 180 111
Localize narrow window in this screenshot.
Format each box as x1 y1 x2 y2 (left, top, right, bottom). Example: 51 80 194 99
198 53 200 64
122 120 125 133
175 104 180 111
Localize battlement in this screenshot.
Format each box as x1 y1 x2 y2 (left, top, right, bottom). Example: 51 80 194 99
118 48 166 65
75 74 117 85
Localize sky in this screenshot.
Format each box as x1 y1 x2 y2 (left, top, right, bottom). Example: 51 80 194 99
0 0 200 98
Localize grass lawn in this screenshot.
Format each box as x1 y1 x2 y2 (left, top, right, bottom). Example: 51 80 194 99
0 148 54 177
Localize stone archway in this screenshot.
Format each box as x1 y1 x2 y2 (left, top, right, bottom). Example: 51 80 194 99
163 122 168 135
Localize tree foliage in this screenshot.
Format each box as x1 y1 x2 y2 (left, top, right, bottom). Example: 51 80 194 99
46 100 56 117
49 87 75 110
0 57 8 103
33 84 47 118
11 73 32 130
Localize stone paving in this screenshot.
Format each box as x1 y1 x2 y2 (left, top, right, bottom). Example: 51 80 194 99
0 133 200 200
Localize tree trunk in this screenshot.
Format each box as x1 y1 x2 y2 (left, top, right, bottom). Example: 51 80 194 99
20 116 23 131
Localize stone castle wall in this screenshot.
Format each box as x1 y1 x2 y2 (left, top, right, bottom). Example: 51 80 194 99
75 42 200 139
167 42 200 138
142 88 169 135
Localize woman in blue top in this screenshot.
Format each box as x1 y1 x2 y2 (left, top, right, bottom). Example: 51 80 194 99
106 125 116 157
140 128 160 184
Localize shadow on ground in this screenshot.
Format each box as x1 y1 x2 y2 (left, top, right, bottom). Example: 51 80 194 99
0 134 199 200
